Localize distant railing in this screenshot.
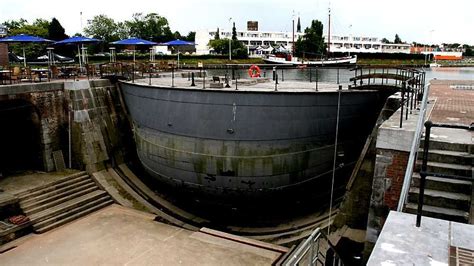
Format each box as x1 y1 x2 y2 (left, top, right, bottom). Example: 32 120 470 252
283 228 344 266
351 66 426 129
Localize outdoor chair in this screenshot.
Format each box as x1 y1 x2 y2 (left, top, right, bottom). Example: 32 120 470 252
9 66 21 83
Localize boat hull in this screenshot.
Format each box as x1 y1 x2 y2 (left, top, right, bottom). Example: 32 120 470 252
120 82 387 199
263 55 357 66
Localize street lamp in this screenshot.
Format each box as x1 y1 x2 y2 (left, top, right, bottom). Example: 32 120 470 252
229 17 232 61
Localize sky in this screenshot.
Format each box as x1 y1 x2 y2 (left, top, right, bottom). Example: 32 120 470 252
1 0 473 44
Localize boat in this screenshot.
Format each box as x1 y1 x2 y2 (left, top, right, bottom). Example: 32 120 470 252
263 54 357 66
120 77 392 202
263 8 357 67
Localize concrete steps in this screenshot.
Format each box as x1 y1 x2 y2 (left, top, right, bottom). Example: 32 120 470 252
406 138 472 223
412 173 472 194
408 187 471 211
17 173 112 233
418 149 473 165
415 161 472 177
405 203 469 223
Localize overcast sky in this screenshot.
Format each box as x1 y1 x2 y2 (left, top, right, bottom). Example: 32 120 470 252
1 0 473 44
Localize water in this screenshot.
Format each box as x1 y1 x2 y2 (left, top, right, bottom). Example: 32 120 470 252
207 67 474 84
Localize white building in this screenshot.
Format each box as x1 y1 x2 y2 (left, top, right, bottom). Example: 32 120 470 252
195 28 303 55
328 35 411 54
195 22 412 55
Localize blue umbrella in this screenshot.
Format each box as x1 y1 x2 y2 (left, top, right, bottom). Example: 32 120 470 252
160 39 195 68
54 36 102 68
0 34 53 67
111 38 157 62
161 39 195 46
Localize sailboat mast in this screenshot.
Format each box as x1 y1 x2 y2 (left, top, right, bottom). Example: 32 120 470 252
327 8 331 58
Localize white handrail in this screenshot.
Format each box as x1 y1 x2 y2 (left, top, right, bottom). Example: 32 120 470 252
397 83 431 212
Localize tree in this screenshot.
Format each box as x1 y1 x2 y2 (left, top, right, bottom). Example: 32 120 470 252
464 46 473 56
208 38 246 58
294 20 326 58
84 15 120 52
2 19 50 58
232 22 237 41
381 38 390 44
394 34 402 44
214 28 220 40
125 13 173 43
84 15 120 43
48 18 68 41
184 31 196 42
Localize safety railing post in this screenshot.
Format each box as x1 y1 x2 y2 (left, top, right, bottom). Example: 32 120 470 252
417 120 432 227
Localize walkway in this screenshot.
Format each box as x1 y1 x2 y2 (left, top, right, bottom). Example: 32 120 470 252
0 205 286 265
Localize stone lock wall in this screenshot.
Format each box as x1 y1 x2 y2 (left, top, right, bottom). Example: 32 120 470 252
0 44 8 67
64 80 129 173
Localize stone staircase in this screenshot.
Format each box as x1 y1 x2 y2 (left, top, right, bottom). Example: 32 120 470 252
15 171 113 233
405 140 473 223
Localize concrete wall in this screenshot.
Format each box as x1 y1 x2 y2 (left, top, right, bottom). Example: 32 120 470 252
365 96 427 255
0 80 130 174
65 79 130 173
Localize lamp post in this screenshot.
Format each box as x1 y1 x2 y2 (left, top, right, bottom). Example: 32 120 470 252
229 17 232 61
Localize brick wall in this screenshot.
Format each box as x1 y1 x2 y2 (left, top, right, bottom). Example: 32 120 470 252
0 44 8 67
366 148 409 247
383 151 409 209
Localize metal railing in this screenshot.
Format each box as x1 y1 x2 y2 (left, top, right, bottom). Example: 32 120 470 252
396 83 431 212
351 67 426 129
283 228 344 266
415 121 473 227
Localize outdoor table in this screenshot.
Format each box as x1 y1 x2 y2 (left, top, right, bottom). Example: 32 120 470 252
31 68 49 82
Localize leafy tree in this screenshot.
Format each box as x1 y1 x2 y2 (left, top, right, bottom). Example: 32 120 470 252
394 34 402 44
84 15 120 43
214 28 220 40
232 22 237 41
84 15 121 53
173 31 182 40
381 38 390 44
209 38 246 58
294 20 326 58
464 46 473 56
48 18 68 41
184 31 196 42
2 19 50 58
125 13 173 43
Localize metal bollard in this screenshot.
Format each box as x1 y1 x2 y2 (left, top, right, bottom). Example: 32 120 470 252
275 73 278 91
171 67 174 87
191 72 196 86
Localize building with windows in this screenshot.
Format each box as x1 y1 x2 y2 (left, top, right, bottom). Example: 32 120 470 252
328 35 411 54
195 21 413 56
195 26 303 55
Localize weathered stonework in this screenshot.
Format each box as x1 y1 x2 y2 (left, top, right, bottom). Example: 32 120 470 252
0 80 130 174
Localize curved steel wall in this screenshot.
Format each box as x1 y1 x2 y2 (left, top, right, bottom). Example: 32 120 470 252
121 82 385 197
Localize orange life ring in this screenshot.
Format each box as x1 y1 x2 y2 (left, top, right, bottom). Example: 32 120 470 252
248 65 261 78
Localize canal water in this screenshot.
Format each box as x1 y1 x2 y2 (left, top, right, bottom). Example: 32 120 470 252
206 67 474 84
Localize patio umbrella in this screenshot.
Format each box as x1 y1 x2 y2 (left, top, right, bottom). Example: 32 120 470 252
111 38 157 62
160 39 195 68
0 34 53 67
54 36 101 69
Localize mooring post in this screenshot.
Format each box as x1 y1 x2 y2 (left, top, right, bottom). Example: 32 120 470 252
203 69 206 89
149 72 151 85
232 66 235 80
281 69 284 82
235 76 238 90
310 68 312 83
315 67 318 91
275 73 278 91
273 66 276 81
337 68 340 84
191 72 196 86
171 66 174 87
400 82 406 128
